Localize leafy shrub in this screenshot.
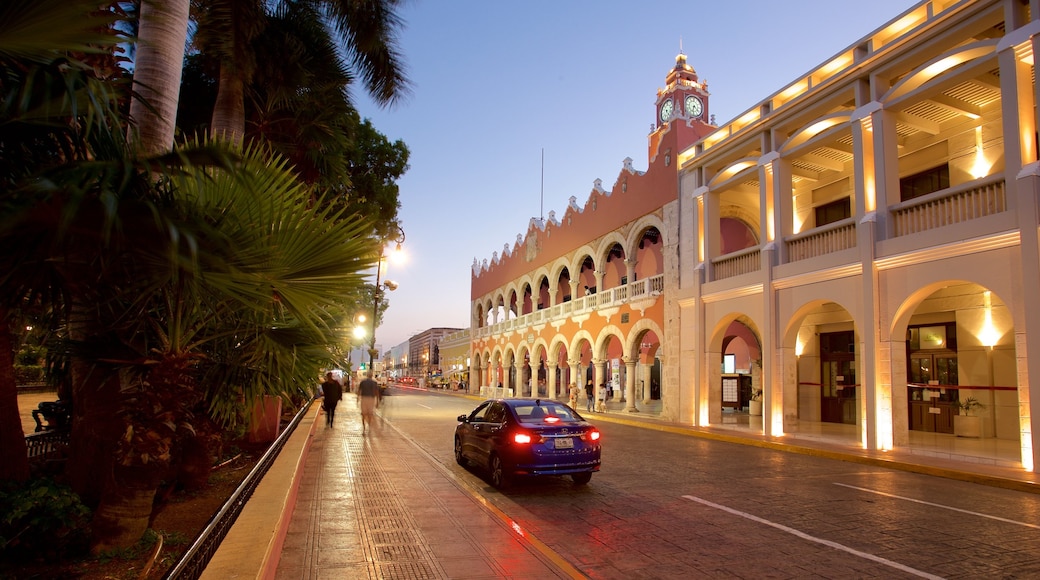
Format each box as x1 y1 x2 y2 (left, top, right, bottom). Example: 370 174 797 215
14 364 45 384
0 478 92 562
16 345 42 366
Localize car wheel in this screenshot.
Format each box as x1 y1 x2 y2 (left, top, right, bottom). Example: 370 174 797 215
489 454 509 489
571 472 592 485
454 437 468 467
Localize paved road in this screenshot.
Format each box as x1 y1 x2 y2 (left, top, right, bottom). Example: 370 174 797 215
383 389 1040 579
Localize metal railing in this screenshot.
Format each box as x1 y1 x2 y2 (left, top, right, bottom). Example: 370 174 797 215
163 398 314 579
24 429 70 460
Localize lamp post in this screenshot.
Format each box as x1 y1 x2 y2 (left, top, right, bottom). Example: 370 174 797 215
367 229 405 375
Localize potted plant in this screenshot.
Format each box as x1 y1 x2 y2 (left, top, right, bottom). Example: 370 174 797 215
952 396 985 438
748 389 763 416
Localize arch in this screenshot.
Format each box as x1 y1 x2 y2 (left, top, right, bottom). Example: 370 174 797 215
882 40 998 106
708 157 758 190
780 111 853 155
626 318 665 359
594 325 627 359
569 330 596 358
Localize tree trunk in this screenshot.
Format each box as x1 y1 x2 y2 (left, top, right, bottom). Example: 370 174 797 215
90 464 163 554
129 0 191 155
210 64 246 144
0 315 30 482
66 362 123 507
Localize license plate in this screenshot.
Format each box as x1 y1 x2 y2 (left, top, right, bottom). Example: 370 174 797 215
553 437 574 449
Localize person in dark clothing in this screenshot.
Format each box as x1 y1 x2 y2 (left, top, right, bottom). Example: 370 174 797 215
320 371 343 428
584 379 595 412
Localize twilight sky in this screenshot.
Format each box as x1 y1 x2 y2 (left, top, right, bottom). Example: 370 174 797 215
355 0 914 351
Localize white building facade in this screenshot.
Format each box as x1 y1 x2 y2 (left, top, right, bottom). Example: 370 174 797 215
675 0 1039 471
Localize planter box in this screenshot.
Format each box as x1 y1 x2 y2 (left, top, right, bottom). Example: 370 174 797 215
953 415 982 438
247 395 282 443
748 400 762 416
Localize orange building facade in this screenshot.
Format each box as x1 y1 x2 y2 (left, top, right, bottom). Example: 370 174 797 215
469 53 712 418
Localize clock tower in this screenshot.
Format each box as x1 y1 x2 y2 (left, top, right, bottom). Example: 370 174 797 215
656 51 710 128
650 51 713 164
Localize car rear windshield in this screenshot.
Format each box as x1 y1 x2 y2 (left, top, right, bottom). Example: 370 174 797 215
512 402 582 424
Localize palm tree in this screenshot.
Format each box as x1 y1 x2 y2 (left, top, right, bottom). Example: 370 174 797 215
85 141 377 551
129 0 192 154
193 0 411 143
0 0 125 483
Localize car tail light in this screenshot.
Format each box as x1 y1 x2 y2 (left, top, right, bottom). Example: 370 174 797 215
544 416 560 424
513 432 532 444
588 430 601 441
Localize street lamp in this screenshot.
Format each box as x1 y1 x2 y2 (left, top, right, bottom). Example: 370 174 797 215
368 229 405 375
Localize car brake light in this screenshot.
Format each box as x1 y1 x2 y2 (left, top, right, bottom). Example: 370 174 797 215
544 416 560 424
513 432 532 444
588 430 601 441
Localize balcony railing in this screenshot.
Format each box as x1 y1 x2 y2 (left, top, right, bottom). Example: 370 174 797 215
712 246 762 280
786 217 857 262
477 273 665 338
891 174 1006 237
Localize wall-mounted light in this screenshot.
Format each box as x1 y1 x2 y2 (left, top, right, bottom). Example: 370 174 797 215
970 126 992 180
978 290 1000 349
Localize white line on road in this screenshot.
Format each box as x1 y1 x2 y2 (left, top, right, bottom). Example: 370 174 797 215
681 495 945 580
833 483 1040 529
416 403 432 409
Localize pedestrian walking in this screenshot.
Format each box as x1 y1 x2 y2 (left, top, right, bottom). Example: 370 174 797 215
320 371 342 428
585 379 594 412
357 372 382 435
567 382 579 408
596 382 607 413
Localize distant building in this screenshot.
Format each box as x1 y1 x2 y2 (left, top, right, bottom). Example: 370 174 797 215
408 328 463 378
386 340 409 379
438 329 472 387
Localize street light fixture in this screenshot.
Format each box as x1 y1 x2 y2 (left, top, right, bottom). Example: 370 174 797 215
368 228 406 375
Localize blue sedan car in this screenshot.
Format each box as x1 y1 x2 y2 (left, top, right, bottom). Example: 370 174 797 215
454 398 602 488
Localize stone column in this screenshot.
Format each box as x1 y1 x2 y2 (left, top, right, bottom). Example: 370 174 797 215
625 258 637 285
514 362 524 397
547 362 559 399
569 359 581 403
624 358 638 412
642 362 653 404
594 359 607 410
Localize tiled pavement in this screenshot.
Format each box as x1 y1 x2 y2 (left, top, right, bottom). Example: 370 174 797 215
215 396 577 579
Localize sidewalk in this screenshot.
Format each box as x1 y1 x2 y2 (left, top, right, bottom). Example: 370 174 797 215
205 395 579 579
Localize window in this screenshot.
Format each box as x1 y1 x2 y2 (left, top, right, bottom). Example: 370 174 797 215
815 197 851 227
900 164 949 202
484 403 506 424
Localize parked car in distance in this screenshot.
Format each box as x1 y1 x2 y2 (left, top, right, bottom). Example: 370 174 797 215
454 398 601 488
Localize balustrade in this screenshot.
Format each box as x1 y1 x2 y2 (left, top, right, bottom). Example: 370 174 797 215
479 274 665 337
892 175 1006 237
712 246 761 280
787 218 857 262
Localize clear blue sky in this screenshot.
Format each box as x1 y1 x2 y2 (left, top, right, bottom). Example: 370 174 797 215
356 0 914 351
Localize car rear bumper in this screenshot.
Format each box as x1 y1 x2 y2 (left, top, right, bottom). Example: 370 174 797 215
514 461 601 476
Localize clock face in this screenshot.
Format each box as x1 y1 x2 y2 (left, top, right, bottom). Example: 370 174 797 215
660 99 674 123
685 95 703 118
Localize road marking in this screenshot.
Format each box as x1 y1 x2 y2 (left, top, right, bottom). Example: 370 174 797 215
681 495 945 580
384 418 588 579
416 403 432 409
834 483 1040 529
